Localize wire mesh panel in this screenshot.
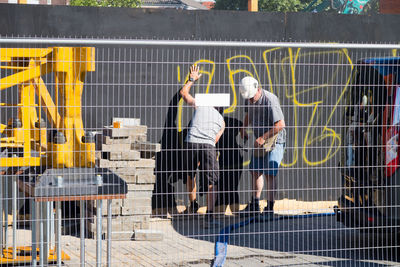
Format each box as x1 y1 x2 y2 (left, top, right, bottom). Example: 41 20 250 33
0 39 399 266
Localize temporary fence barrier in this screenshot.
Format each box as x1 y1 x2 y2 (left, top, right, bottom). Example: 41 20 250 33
0 38 399 266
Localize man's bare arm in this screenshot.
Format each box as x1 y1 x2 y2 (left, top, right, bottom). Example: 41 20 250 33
262 119 285 140
180 65 201 107
254 119 285 147
215 121 226 144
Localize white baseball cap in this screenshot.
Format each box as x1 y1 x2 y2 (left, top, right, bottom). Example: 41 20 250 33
239 76 258 99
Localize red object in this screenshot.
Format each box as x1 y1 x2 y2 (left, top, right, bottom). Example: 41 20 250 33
380 0 400 14
367 217 374 222
201 1 215 9
383 81 400 177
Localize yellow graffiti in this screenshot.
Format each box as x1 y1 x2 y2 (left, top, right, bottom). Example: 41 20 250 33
225 55 261 113
177 65 181 82
263 48 297 167
176 47 355 167
278 48 353 166
262 47 282 94
290 48 322 166
283 50 346 98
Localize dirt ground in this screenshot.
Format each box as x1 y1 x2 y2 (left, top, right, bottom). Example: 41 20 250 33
177 198 338 216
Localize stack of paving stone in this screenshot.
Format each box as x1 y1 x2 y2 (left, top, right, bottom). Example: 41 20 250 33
91 118 163 241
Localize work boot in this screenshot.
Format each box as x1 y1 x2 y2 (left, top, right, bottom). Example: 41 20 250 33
183 200 199 215
178 201 200 221
189 200 200 214
239 201 261 218
259 210 275 221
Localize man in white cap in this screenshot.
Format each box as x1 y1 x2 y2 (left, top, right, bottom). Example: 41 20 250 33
239 76 286 218
180 65 225 227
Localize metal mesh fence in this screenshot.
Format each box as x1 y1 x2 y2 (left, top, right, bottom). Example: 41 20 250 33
0 38 399 266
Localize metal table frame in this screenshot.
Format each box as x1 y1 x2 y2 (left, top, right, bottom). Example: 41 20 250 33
31 195 125 267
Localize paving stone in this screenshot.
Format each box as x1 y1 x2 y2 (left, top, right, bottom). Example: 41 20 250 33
110 167 136 175
96 159 128 168
99 134 146 145
121 206 152 216
134 220 150 230
112 118 140 127
133 229 163 241
96 133 142 150
95 199 122 216
118 174 136 183
131 142 161 152
106 151 141 161
136 167 155 172
122 198 152 215
127 183 154 191
91 215 150 232
126 159 155 168
135 169 156 184
102 143 132 152
126 190 153 198
122 200 152 216
137 134 148 142
111 231 134 240
112 167 155 181
103 126 148 138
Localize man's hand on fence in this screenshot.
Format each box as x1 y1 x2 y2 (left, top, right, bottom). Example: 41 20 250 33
189 65 202 82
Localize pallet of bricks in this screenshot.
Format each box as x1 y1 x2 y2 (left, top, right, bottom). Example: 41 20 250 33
92 118 162 241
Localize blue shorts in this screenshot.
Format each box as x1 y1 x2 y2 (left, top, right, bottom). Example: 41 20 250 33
249 142 285 177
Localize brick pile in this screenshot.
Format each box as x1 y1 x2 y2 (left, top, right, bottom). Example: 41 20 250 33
92 118 162 240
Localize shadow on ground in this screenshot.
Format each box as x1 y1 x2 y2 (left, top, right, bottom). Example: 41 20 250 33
171 214 400 266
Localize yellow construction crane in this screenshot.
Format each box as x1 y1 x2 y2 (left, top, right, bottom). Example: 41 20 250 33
0 47 127 265
1 47 96 169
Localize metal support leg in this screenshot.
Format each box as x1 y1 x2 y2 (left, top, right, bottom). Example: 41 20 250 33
50 201 54 250
4 176 8 250
56 202 62 267
31 200 37 266
12 175 16 259
39 203 44 267
96 199 102 267
0 174 3 256
80 200 85 267
107 199 112 267
43 202 49 265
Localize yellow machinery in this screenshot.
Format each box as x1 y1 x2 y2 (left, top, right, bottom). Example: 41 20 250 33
0 47 96 169
0 47 96 264
0 47 127 265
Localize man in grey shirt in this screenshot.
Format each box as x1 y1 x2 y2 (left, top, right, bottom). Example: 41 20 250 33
180 65 225 226
239 76 286 218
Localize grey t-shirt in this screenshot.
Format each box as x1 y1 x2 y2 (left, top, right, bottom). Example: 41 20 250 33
186 106 224 146
245 89 286 143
